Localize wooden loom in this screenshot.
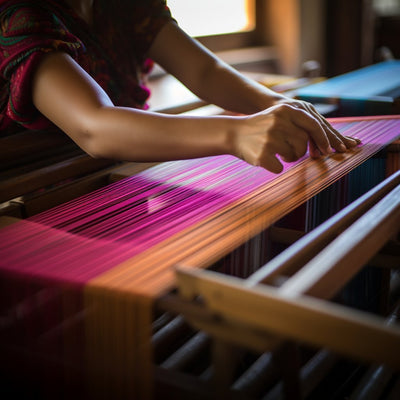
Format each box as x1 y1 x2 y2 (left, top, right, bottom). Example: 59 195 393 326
173 168 400 399
0 114 399 400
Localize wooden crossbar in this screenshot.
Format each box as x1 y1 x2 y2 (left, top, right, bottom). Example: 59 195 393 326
175 171 400 369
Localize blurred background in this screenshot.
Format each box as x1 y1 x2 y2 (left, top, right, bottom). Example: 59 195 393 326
166 0 400 77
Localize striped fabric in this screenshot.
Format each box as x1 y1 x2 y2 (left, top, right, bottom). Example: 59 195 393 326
0 0 173 133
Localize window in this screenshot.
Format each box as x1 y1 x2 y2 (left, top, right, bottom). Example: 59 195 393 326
151 1 279 78
373 0 400 15
167 0 261 52
167 0 255 37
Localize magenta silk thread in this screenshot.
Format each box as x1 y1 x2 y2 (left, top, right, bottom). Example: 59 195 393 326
0 118 399 284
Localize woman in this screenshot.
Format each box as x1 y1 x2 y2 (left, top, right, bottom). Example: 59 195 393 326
0 0 360 174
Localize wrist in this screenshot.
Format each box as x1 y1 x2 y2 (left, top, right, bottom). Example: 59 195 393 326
222 116 247 159
258 94 288 110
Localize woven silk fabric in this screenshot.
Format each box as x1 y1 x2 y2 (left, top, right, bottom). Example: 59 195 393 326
0 116 399 287
0 115 399 398
0 0 173 133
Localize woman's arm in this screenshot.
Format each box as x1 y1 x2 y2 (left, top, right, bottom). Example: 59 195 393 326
148 21 283 115
148 21 360 157
32 51 332 173
31 52 232 161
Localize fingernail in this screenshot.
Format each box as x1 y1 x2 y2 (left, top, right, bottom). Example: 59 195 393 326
326 146 333 154
339 143 347 151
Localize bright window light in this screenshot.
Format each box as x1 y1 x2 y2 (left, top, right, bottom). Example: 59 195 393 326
167 0 255 37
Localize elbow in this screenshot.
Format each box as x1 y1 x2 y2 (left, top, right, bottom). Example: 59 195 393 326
85 148 106 159
76 130 105 159
85 145 114 160
65 111 112 160
78 131 112 160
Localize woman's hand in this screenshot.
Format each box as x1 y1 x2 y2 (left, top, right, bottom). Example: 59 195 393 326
271 97 361 158
230 102 361 174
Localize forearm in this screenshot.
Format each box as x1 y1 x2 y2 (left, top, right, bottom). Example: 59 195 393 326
82 106 235 161
149 22 285 115
31 51 359 176
191 60 286 114
31 52 235 162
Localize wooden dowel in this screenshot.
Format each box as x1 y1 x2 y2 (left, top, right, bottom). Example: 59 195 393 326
350 364 395 400
299 349 339 399
152 315 194 362
278 183 400 299
246 170 400 287
232 352 281 396
0 155 114 203
175 268 400 370
160 331 210 371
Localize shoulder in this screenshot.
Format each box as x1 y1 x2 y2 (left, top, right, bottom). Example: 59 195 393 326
0 1 65 30
0 0 81 44
0 0 84 79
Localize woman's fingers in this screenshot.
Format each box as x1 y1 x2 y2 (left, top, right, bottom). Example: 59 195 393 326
272 129 308 162
259 152 284 174
308 138 320 158
271 103 333 156
238 100 362 174
258 129 307 173
248 110 310 170
342 135 362 147
272 99 362 154
294 100 362 151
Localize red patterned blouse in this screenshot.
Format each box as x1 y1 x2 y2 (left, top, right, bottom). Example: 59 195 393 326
0 0 173 134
